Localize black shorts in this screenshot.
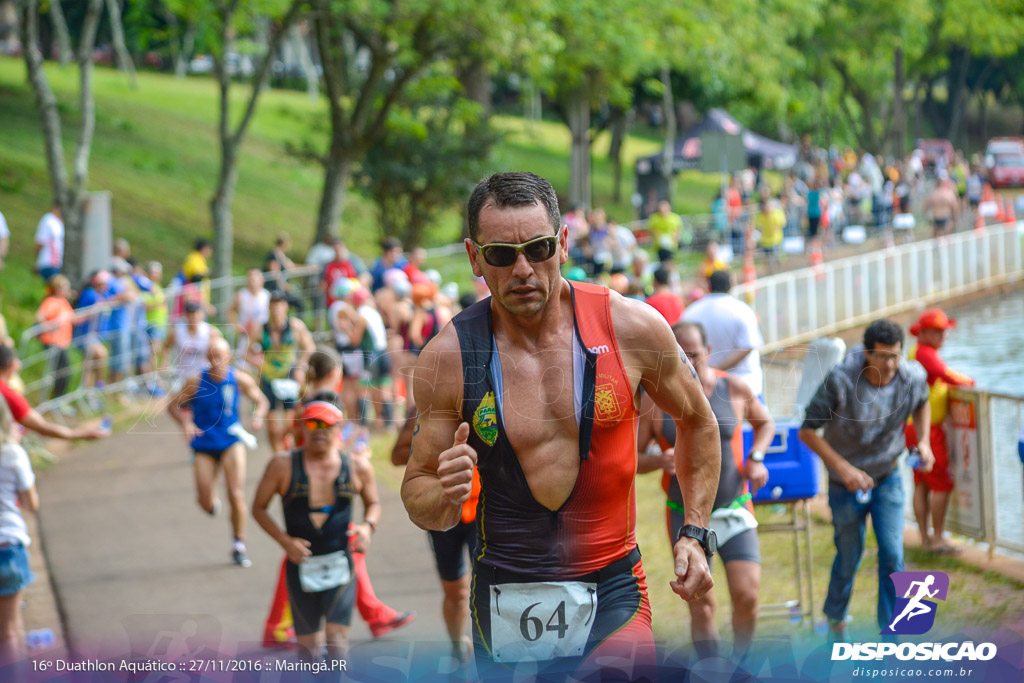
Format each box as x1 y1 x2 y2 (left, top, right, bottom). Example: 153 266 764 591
193 448 230 463
428 521 476 582
285 556 356 636
471 547 650 677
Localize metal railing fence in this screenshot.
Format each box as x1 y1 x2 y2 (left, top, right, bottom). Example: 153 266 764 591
733 222 1024 352
16 265 322 414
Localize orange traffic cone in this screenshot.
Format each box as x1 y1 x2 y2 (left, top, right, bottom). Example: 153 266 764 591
1006 199 1016 223
974 211 986 232
996 197 1006 222
810 246 825 281
982 183 995 203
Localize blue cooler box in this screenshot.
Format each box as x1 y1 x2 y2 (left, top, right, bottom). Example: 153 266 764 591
742 420 821 503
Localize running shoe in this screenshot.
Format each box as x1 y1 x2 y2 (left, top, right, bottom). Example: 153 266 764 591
209 498 222 517
371 611 416 638
232 547 252 568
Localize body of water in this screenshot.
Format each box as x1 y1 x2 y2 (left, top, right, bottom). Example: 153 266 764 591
939 288 1024 395
935 288 1024 554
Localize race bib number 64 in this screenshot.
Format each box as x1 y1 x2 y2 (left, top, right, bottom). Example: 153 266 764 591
489 581 597 662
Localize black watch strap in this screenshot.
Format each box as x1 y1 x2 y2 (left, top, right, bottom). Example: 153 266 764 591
676 524 717 557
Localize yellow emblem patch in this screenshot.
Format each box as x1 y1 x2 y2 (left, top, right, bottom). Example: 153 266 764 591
473 391 499 446
594 383 623 423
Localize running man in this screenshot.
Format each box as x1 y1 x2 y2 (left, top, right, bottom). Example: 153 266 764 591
168 338 269 567
401 172 721 679
165 301 221 387
261 351 414 647
248 292 315 452
637 320 775 658
252 400 380 661
888 574 939 631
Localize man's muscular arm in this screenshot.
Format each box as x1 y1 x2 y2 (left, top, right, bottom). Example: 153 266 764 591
400 324 473 531
613 294 720 601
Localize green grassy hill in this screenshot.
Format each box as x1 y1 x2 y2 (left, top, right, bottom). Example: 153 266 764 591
0 57 719 336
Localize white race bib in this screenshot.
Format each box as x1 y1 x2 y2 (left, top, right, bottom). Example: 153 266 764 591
709 506 758 547
489 581 597 663
298 550 350 593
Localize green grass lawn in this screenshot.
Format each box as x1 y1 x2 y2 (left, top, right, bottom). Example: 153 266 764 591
0 58 716 340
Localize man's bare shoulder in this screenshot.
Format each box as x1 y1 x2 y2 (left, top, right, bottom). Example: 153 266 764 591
723 372 755 401
413 319 464 410
264 451 293 480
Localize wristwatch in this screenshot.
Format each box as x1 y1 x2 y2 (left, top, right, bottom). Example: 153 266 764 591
748 449 765 463
677 525 718 557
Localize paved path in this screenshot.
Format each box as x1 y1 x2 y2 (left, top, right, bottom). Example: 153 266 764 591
36 413 444 661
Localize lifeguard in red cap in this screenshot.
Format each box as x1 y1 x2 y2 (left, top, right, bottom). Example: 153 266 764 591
906 309 975 554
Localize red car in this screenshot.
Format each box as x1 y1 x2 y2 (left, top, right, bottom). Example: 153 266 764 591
990 152 1024 188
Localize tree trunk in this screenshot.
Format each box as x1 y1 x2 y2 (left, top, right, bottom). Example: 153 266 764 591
48 0 72 66
18 0 101 287
210 144 238 316
457 57 491 116
567 89 591 209
608 106 628 203
175 23 197 79
315 147 352 243
288 23 318 101
913 83 926 142
523 80 541 121
104 0 136 88
892 47 905 157
209 0 302 295
946 49 970 148
659 66 676 204
979 92 988 143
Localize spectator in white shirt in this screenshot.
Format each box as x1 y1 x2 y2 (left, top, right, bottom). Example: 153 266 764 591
0 399 39 664
682 269 765 398
34 205 64 280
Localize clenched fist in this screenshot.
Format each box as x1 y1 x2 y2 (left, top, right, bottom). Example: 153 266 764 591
438 422 478 505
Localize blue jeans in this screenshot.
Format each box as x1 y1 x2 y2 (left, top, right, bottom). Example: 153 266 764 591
823 470 905 631
0 544 35 596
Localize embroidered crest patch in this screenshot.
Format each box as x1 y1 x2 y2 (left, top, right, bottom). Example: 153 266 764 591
473 391 498 446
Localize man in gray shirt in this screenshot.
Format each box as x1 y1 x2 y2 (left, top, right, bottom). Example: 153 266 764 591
799 319 933 638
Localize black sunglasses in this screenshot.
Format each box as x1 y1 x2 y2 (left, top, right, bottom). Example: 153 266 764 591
472 235 558 267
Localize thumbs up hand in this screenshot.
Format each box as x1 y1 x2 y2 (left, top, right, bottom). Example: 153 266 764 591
437 422 478 506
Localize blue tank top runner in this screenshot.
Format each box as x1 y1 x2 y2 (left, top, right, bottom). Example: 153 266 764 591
190 367 240 453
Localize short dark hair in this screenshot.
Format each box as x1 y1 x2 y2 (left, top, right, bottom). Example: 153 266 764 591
307 348 340 382
864 319 904 351
653 268 671 286
672 320 707 347
708 269 733 293
381 237 403 253
467 172 561 243
195 238 211 251
0 344 16 371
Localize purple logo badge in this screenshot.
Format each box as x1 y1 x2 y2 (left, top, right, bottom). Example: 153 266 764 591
883 571 950 635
